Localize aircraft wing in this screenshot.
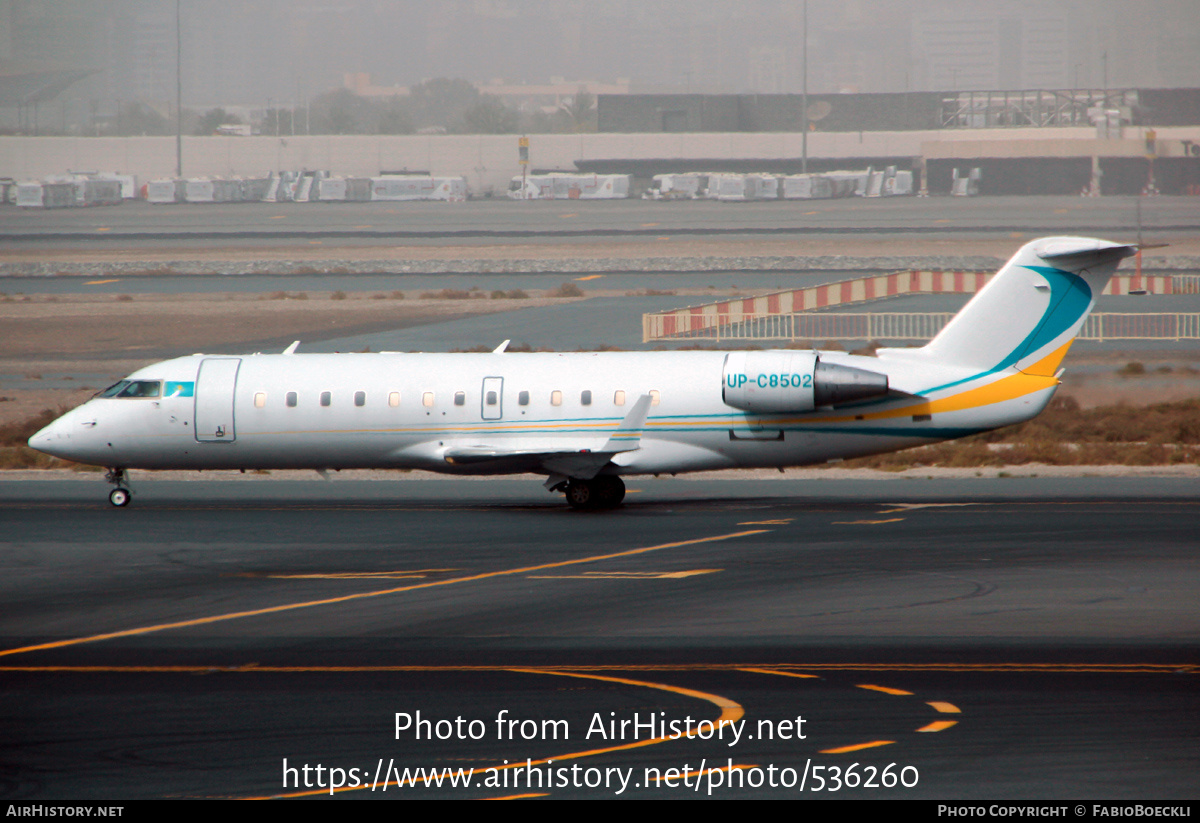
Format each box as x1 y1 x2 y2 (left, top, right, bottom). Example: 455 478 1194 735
441 394 653 481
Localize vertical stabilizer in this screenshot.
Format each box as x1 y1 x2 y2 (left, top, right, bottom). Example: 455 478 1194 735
921 237 1136 376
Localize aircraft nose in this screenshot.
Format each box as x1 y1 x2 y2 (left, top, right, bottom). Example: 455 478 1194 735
28 419 68 456
27 412 97 460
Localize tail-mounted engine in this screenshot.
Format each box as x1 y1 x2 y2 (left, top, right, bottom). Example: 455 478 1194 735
722 351 889 413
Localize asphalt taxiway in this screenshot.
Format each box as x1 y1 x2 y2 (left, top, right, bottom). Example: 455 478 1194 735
1 476 1196 799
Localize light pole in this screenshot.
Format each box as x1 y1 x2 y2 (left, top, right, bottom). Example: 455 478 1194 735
175 0 182 177
801 0 808 174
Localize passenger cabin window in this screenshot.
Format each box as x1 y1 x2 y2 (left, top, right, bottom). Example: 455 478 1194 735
320 391 331 407
518 391 529 406
581 390 592 405
388 392 400 407
286 391 297 408
422 392 434 407
254 392 266 408
486 390 498 406
551 390 562 406
354 391 366 407
454 391 465 406
614 390 626 406
649 390 661 406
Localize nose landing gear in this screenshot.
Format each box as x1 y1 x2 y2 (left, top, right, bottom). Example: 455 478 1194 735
105 467 132 507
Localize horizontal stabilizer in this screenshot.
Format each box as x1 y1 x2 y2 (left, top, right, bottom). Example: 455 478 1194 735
1037 237 1138 263
1036 238 1137 283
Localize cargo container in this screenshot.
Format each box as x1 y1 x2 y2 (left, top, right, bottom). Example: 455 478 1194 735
371 175 469 201
345 178 373 202
16 183 45 207
213 179 244 202
749 173 779 199
19 182 77 208
44 174 122 206
145 179 184 204
702 173 778 201
184 178 215 203
825 169 871 197
90 173 138 199
508 173 629 200
317 177 348 201
239 177 273 202
643 173 706 200
80 179 122 205
781 174 833 199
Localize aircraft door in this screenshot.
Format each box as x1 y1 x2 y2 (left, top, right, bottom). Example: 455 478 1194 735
481 377 503 420
194 358 241 442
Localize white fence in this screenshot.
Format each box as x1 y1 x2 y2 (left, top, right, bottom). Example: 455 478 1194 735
1172 275 1200 294
643 311 1200 343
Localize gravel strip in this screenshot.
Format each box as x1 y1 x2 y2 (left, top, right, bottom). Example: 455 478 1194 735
6 255 1200 278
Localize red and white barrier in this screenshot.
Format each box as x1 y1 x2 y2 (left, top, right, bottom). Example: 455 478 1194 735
646 271 1176 340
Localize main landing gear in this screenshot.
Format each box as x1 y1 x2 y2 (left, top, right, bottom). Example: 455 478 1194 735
564 476 625 510
105 467 132 507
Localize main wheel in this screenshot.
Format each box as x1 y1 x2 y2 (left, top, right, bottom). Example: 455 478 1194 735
594 475 625 508
109 488 131 507
564 477 625 510
565 480 595 510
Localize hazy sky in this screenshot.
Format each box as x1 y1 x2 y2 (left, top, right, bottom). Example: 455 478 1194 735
3 0 1198 114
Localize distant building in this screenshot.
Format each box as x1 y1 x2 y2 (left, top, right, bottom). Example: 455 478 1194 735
598 89 1200 134
343 72 630 114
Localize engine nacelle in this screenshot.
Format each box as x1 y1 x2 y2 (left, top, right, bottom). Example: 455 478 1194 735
722 351 889 413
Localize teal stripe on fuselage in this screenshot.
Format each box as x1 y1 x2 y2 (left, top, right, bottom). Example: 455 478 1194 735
257 423 982 439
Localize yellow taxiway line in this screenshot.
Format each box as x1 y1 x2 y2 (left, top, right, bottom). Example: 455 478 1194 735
0 530 768 659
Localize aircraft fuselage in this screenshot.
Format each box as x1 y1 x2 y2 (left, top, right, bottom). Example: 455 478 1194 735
30 348 1053 476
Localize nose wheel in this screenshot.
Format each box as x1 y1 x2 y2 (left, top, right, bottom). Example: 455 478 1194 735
105 468 132 507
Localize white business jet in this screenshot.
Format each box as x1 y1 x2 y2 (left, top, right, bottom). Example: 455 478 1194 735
30 237 1135 509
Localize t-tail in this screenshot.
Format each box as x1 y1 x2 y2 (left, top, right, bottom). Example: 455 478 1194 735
873 237 1137 430
921 236 1137 378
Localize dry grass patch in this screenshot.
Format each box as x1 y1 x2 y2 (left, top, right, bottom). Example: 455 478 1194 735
843 396 1200 469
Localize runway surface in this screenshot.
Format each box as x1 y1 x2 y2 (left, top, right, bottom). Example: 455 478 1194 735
1 476 1196 799
0 270 875 296
2 196 1197 245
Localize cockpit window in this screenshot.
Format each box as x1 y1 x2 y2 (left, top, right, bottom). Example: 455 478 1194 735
97 380 131 398
112 380 162 398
